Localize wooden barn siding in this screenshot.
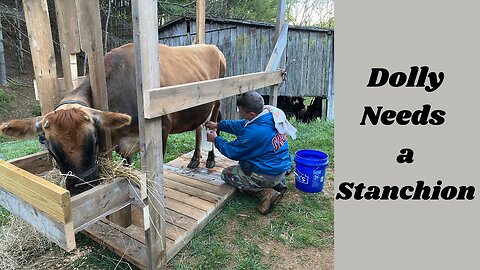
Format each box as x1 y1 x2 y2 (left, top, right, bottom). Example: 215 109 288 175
158 19 333 119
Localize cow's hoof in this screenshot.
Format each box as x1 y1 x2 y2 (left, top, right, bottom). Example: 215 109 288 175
206 160 215 168
187 159 200 169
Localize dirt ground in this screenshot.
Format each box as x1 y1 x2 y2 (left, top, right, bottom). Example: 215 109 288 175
262 170 334 270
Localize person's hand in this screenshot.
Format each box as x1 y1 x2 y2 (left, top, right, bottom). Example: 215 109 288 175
205 121 218 130
206 130 217 142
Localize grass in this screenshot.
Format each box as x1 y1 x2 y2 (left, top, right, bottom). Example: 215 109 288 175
0 89 13 113
0 118 334 269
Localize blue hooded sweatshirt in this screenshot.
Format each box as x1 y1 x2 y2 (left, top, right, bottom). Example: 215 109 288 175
214 112 292 175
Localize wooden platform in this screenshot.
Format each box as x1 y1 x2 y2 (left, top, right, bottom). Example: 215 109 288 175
83 150 237 269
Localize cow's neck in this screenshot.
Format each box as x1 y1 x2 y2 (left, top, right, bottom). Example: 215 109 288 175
58 78 94 109
55 99 89 110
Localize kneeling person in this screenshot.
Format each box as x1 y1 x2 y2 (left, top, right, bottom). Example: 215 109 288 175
205 91 296 214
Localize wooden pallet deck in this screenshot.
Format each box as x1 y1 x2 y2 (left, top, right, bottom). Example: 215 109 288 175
83 149 237 269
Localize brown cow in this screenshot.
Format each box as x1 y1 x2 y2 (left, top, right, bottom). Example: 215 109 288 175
0 43 226 195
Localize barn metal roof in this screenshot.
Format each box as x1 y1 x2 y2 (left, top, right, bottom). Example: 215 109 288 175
159 16 334 34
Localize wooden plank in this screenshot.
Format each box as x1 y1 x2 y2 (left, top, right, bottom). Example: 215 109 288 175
268 0 287 106
164 164 230 186
0 160 71 223
83 220 147 270
132 0 166 269
0 188 75 251
165 197 206 220
164 165 228 187
22 0 60 114
165 221 187 242
165 187 214 212
54 0 80 93
8 151 53 175
145 71 283 118
265 23 288 72
164 208 197 231
195 0 206 44
164 171 230 196
164 178 222 203
71 177 131 233
165 184 236 262
76 0 112 154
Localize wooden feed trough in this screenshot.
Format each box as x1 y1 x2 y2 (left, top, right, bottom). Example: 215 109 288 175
0 148 236 269
0 0 288 269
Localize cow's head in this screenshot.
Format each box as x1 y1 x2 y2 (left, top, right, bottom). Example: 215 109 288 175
0 106 131 195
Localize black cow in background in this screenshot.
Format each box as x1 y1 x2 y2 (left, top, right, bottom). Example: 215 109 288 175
262 96 306 120
261 95 323 123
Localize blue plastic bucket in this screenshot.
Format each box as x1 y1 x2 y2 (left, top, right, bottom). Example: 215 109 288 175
294 149 329 193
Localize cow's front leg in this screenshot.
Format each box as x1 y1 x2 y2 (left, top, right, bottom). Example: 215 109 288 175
187 126 202 168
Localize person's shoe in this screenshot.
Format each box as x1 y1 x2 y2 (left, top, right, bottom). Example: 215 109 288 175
256 188 282 215
273 182 287 194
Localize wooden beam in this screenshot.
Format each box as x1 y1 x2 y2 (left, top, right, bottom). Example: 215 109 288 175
0 188 75 251
8 151 53 175
22 0 61 114
132 0 166 269
268 0 287 107
0 160 71 224
71 177 131 233
265 23 289 72
54 0 80 93
76 0 112 154
195 0 206 44
145 70 283 118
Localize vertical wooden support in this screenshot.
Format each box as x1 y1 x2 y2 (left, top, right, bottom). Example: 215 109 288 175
195 0 206 44
132 0 166 269
268 0 287 107
23 0 60 114
76 0 112 155
327 35 334 121
54 0 81 93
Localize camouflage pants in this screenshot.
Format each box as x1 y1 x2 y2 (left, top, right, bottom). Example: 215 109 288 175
221 165 285 192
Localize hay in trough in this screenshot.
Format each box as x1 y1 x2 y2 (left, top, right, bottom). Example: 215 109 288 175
39 157 141 189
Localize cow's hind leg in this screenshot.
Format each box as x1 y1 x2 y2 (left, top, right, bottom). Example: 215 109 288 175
187 126 202 168
206 100 221 168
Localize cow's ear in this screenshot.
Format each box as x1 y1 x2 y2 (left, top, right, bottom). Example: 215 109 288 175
92 111 131 129
0 117 43 139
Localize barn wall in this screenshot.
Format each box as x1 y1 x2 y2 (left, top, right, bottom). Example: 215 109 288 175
158 18 334 120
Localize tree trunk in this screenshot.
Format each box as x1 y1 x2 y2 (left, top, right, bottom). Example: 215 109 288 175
15 0 25 73
0 14 7 85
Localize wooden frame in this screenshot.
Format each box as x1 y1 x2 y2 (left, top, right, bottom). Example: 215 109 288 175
0 0 288 269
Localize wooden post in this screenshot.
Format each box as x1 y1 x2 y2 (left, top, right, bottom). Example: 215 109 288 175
269 0 287 107
132 0 166 269
23 0 60 114
54 0 81 93
76 0 112 155
195 0 206 44
327 35 334 121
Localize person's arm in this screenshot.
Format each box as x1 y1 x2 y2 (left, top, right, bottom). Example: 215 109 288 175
213 128 261 161
217 119 247 135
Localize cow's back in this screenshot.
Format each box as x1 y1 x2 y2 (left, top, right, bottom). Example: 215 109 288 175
103 43 226 145
104 43 225 122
